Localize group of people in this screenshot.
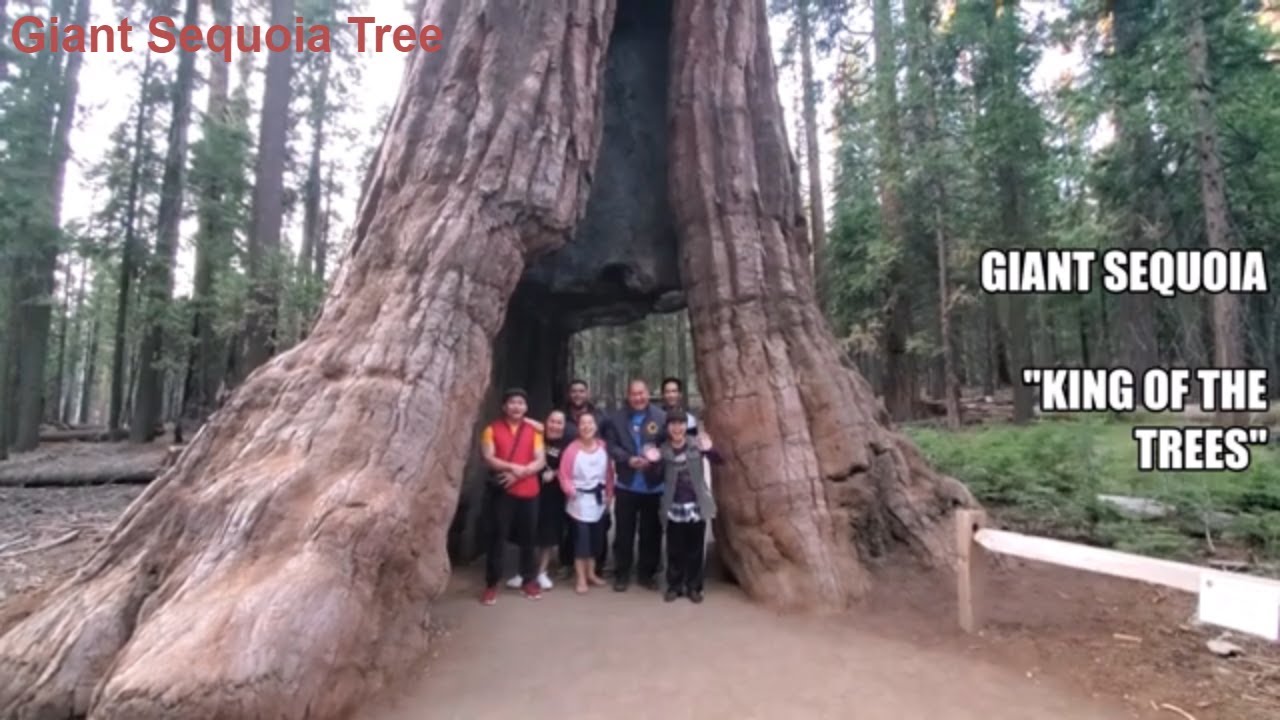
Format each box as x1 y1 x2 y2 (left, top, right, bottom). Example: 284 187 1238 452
478 377 722 605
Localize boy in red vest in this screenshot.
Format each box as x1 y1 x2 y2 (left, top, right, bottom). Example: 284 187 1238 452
479 388 546 605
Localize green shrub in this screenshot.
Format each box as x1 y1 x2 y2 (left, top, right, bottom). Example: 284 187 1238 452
906 418 1280 566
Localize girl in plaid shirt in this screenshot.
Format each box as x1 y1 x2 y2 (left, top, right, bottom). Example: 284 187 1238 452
656 410 723 603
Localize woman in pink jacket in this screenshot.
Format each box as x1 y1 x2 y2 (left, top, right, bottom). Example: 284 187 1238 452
557 411 615 594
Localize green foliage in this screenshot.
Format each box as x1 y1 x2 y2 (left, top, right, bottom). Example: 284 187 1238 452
823 0 1279 397
908 419 1280 565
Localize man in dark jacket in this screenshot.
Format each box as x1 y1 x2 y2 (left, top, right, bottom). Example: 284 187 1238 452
602 378 668 591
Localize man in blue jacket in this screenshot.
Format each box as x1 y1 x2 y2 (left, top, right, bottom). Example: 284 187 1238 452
602 379 668 591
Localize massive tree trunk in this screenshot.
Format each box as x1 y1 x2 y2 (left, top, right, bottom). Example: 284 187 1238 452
0 0 974 715
0 1 615 717
669 0 972 610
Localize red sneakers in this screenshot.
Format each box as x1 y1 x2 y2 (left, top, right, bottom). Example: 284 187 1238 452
522 581 542 600
480 587 498 605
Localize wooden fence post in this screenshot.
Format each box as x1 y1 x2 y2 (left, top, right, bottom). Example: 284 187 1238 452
955 508 988 633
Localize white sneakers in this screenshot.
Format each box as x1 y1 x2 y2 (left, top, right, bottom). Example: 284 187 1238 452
506 573 555 590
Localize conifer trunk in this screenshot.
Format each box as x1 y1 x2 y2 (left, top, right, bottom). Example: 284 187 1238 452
0 1 615 717
669 0 972 610
1186 0 1245 424
241 0 297 377
132 0 200 442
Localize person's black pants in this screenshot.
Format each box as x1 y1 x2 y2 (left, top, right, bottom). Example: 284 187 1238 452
665 519 707 592
483 486 537 588
613 489 661 582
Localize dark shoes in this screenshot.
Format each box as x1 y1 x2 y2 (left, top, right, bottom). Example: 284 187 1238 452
616 574 660 592
663 585 701 603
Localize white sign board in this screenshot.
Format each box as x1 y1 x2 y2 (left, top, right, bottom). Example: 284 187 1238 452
1198 570 1280 642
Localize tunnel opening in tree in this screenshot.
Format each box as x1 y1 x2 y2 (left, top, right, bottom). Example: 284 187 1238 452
447 0 681 562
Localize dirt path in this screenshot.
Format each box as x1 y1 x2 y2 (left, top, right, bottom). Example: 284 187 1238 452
366 572 1137 720
2 482 1276 719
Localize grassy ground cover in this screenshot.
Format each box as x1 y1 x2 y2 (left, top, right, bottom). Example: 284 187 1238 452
906 418 1280 571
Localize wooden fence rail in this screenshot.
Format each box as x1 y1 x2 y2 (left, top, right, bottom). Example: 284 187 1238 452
954 509 1280 642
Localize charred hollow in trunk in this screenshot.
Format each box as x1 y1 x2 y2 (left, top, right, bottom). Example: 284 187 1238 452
450 0 681 563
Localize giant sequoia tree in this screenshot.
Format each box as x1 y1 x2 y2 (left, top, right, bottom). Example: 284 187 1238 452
0 0 972 717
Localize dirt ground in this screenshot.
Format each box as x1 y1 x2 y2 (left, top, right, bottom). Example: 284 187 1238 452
0 484 144 603
363 560 1280 720
1 484 1277 719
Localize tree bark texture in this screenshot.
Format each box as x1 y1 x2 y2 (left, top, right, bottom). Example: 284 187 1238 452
668 0 973 611
0 1 615 717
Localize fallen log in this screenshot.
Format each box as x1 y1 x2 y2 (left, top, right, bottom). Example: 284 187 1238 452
38 428 126 443
0 444 168 488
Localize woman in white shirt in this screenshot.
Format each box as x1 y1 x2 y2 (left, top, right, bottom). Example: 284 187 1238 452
556 411 616 594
